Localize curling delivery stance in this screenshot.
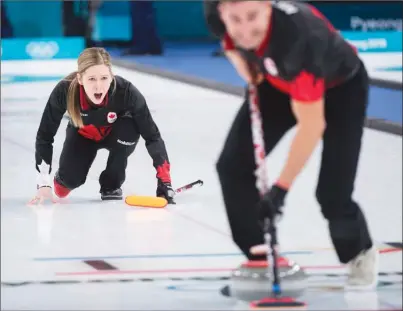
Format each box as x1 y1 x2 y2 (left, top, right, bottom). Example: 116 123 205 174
205 0 378 290
31 47 175 204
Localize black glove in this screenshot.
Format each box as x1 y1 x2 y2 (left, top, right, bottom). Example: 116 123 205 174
156 179 176 204
258 185 288 224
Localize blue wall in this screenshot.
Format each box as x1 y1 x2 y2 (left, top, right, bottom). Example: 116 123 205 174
154 2 209 40
4 1 401 40
92 1 209 41
3 0 210 40
92 1 131 41
3 1 63 37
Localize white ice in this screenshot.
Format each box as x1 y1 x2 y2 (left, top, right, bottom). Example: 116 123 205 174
1 59 402 310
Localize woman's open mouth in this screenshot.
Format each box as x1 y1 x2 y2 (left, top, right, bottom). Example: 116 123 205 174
94 93 103 100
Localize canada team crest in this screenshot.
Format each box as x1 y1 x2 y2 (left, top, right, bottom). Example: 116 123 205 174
264 58 279 76
107 112 117 123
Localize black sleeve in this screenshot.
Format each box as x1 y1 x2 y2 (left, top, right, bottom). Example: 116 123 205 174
126 84 170 170
203 0 226 39
35 81 68 173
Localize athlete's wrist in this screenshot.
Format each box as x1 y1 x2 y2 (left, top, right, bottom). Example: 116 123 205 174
36 171 51 188
274 180 290 191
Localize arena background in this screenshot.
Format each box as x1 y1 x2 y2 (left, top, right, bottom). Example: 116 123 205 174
2 0 402 134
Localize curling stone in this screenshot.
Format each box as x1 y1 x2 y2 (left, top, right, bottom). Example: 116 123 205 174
229 257 307 302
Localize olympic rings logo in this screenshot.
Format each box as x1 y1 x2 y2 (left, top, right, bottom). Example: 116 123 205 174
25 41 59 59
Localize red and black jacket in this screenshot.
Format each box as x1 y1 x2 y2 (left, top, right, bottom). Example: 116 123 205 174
76 85 113 141
35 76 172 183
204 1 361 103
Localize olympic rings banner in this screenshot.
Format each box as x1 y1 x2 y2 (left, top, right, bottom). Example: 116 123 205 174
1 37 85 61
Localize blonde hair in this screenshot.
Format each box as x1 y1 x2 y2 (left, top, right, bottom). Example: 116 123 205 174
64 47 115 128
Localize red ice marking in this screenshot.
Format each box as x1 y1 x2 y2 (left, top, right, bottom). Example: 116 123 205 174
55 267 235 276
55 265 344 276
242 258 290 268
250 297 306 309
241 259 344 270
380 248 402 254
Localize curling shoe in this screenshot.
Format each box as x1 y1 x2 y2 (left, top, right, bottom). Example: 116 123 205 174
100 188 123 201
345 245 379 290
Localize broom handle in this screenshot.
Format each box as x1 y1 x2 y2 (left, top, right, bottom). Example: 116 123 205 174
247 68 281 296
174 179 203 195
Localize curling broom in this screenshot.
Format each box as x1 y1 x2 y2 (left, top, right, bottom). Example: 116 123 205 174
125 179 203 208
246 78 305 310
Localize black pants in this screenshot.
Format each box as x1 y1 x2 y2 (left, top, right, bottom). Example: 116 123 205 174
57 117 139 192
216 62 373 264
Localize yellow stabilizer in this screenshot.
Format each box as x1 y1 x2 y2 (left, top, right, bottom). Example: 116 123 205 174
125 195 168 208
